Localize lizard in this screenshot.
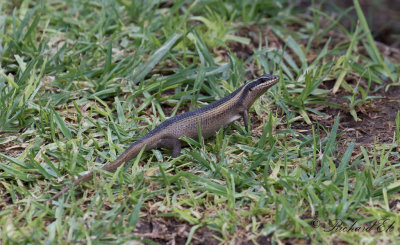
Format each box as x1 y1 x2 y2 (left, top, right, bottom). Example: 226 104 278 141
46 74 279 203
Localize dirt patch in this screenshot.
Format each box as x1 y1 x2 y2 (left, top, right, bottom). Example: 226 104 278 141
326 81 399 145
134 217 220 245
134 216 278 245
291 79 400 158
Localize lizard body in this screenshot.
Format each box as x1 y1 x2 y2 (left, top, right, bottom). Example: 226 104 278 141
47 74 279 202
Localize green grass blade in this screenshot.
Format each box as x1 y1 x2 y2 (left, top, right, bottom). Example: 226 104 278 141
132 33 183 84
51 108 73 140
352 0 394 81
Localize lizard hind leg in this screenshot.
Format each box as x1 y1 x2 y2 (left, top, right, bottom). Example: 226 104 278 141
158 137 182 158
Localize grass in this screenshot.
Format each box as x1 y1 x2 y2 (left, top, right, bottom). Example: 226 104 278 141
1 0 400 244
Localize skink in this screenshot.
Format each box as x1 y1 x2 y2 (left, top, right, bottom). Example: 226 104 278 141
47 74 279 202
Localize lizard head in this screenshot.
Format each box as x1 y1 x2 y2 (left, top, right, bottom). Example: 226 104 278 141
240 74 279 108
247 74 279 92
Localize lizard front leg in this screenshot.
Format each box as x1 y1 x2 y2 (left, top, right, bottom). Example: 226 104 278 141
241 110 251 133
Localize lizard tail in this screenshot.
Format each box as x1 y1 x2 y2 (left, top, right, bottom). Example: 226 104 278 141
45 138 150 204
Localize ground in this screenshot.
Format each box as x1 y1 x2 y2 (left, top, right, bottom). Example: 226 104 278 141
0 1 399 244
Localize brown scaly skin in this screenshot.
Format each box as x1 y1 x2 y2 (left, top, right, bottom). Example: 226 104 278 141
46 74 279 203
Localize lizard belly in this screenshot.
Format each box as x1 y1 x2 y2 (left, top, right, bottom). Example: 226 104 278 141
226 114 241 124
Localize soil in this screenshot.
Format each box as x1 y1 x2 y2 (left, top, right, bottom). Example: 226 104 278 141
292 79 400 159
134 218 221 244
